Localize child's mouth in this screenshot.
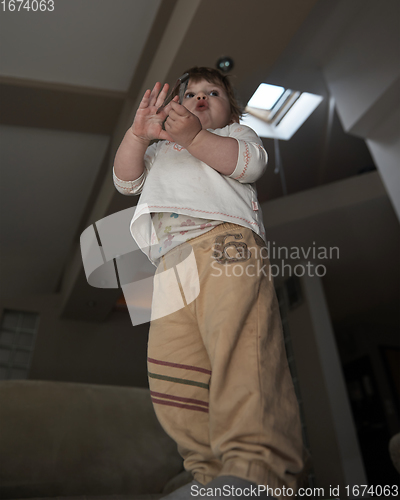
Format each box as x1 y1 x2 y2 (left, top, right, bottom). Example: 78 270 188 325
196 102 209 111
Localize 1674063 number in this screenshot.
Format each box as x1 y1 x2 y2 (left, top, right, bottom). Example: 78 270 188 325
345 484 399 497
1 0 54 11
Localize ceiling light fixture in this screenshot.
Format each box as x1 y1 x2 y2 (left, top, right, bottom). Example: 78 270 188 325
216 56 234 73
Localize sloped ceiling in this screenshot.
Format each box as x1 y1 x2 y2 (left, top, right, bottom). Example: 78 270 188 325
0 0 162 91
1 0 397 326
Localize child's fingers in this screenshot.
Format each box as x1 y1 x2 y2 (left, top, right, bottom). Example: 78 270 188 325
138 89 151 109
148 82 163 107
155 83 170 108
169 100 190 115
163 95 180 114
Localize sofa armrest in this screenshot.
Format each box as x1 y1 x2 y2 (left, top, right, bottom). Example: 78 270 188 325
0 380 184 498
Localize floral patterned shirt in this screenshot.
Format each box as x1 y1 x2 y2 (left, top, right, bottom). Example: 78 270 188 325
149 212 222 262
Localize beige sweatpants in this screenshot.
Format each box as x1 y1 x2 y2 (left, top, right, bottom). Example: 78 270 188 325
147 223 303 495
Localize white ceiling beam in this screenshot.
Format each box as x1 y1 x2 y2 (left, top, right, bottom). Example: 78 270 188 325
261 170 386 229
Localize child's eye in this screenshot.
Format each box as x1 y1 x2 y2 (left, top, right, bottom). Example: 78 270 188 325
185 92 195 98
209 90 219 96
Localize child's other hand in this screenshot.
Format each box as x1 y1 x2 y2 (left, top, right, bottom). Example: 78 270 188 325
130 82 175 144
164 101 202 149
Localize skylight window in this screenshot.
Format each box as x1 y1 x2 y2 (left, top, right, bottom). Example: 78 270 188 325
247 83 285 110
241 83 323 140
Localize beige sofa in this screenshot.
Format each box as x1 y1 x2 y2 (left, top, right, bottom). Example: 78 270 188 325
0 380 192 499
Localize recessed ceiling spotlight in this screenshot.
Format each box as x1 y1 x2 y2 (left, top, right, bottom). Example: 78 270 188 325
216 56 234 73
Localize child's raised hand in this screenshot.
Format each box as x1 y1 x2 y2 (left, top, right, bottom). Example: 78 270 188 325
130 82 175 143
164 101 202 149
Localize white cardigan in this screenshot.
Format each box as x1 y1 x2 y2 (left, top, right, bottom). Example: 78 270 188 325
113 123 268 266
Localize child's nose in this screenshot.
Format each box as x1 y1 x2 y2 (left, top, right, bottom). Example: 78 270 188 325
197 93 207 100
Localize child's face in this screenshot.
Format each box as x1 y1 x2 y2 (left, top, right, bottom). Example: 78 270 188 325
182 78 233 130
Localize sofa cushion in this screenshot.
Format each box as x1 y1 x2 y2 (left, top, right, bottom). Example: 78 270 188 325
10 497 164 500
0 381 184 498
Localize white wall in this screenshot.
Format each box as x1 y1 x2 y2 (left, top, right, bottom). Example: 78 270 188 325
322 0 400 220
